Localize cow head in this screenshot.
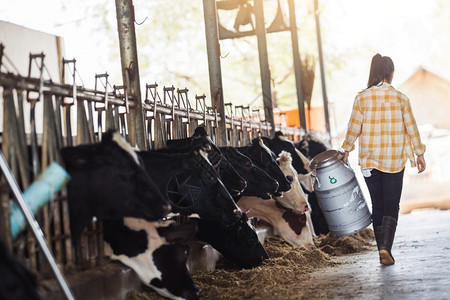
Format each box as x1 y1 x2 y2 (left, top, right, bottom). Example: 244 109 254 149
103 218 199 300
62 130 171 238
275 151 309 213
239 138 291 195
296 132 330 160
219 157 247 197
238 197 315 249
167 134 246 198
264 131 312 175
139 147 242 227
194 213 269 269
275 203 315 248
174 148 242 226
221 146 278 200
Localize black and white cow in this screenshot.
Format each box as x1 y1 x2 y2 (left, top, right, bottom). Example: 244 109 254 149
193 212 269 269
220 146 279 200
138 147 242 226
295 131 330 161
160 137 247 199
263 132 330 235
61 130 171 238
261 131 311 175
237 138 291 196
103 218 199 300
275 151 309 213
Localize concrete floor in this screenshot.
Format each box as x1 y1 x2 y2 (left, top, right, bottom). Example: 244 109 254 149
303 208 450 300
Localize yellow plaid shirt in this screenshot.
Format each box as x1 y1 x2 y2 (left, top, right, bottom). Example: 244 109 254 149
341 82 426 173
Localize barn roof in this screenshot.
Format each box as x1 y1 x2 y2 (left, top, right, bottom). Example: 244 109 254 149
398 67 450 129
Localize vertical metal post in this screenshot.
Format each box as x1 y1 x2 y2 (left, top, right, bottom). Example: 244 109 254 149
115 0 146 149
288 0 307 131
313 0 331 144
254 0 275 136
202 0 227 146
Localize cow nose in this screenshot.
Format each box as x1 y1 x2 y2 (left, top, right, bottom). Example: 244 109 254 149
286 175 294 183
304 204 309 211
182 288 200 300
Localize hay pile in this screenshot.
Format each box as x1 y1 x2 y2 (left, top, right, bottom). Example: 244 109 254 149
315 228 375 256
126 228 375 300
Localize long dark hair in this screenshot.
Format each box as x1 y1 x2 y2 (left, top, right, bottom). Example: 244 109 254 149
367 54 394 89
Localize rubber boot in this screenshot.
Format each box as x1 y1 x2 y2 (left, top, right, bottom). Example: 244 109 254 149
374 226 383 251
378 216 397 265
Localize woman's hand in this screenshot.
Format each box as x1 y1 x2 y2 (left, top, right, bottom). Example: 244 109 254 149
342 151 349 164
417 155 426 173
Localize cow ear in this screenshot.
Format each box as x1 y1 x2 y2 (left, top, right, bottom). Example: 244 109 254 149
159 221 198 244
192 126 208 138
251 137 261 145
274 131 284 138
260 136 271 147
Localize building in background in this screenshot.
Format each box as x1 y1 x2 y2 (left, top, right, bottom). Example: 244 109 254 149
398 67 450 206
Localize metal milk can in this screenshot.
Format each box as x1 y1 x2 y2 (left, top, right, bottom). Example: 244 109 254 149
309 150 371 237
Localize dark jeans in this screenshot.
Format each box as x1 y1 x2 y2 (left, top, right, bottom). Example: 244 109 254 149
364 168 405 227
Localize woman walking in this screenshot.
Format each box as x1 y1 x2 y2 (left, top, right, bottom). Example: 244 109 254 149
341 54 426 265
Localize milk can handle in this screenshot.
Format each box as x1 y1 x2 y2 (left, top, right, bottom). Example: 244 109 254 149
311 171 320 189
342 158 354 172
339 149 354 172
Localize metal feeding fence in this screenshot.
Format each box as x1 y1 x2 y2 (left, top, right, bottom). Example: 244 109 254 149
0 44 304 280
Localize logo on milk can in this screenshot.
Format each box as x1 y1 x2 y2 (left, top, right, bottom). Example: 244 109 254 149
329 176 337 184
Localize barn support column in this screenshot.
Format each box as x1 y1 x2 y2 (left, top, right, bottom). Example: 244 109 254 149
288 0 307 131
202 0 227 146
115 0 145 149
313 0 331 144
254 0 275 136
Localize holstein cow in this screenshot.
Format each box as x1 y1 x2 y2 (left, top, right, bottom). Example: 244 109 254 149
193 212 269 269
274 151 309 214
103 218 200 300
294 132 330 236
237 197 315 248
61 130 171 238
261 132 329 236
261 131 311 175
161 138 247 199
259 131 314 193
220 146 279 200
237 137 291 196
0 240 41 300
295 131 330 161
138 147 242 226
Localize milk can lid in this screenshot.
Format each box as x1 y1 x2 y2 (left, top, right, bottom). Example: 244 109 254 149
309 149 344 170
